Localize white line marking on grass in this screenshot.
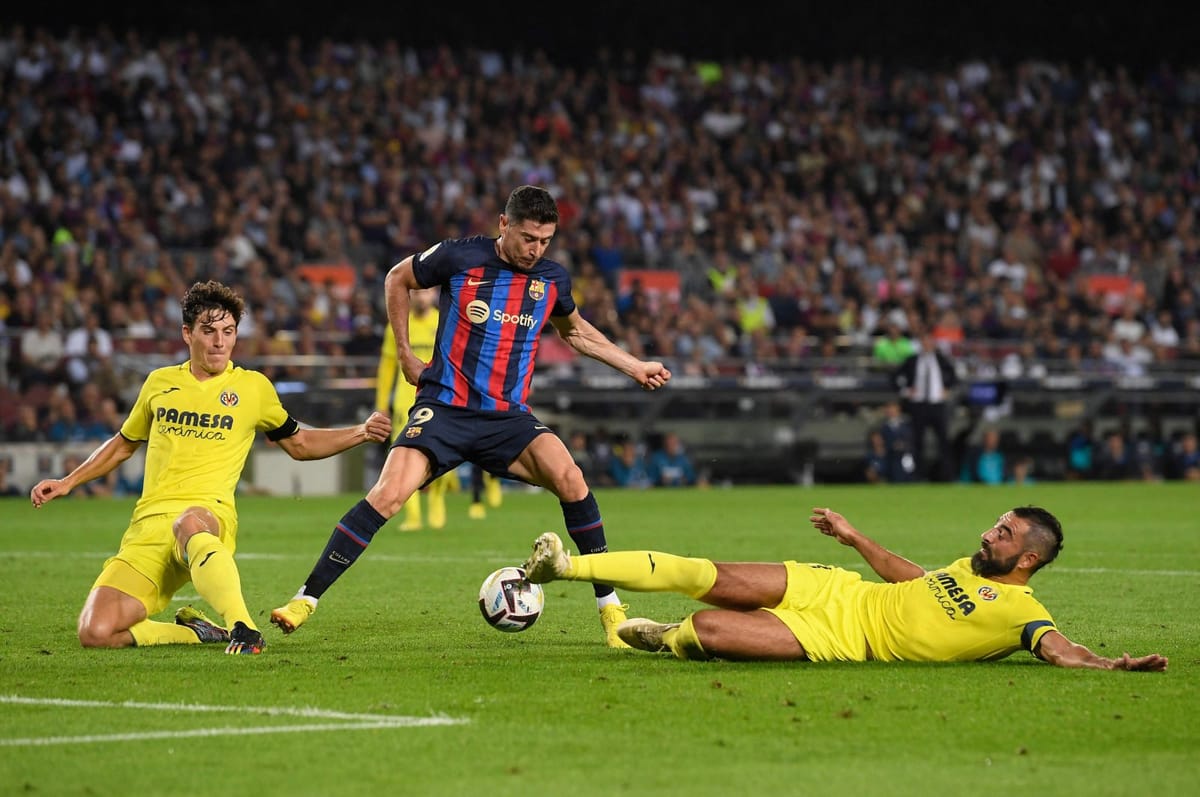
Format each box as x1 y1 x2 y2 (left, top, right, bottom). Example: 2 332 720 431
0 695 466 747
840 562 1200 578
1 551 517 564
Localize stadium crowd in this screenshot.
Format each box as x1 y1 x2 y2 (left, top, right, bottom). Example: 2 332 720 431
1 23 1198 487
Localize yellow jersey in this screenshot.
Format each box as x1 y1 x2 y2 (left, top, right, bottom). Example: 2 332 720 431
773 558 1057 663
376 307 439 435
119 361 296 521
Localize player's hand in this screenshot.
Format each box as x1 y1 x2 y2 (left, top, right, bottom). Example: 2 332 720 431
400 353 426 386
30 479 70 508
1114 652 1168 672
809 507 860 546
638 362 671 391
361 411 392 443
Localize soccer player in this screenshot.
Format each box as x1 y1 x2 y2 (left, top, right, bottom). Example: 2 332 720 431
271 185 671 646
521 506 1169 671
29 281 391 655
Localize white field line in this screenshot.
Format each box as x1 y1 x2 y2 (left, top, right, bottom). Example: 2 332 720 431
2 551 1198 577
0 695 467 747
0 551 518 563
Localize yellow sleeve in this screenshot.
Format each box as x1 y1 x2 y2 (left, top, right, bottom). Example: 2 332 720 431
375 326 398 415
253 371 291 433
119 371 159 442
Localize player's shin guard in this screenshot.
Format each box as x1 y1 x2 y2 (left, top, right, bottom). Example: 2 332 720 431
568 551 718 600
561 492 614 599
665 615 711 661
303 499 387 599
186 533 254 630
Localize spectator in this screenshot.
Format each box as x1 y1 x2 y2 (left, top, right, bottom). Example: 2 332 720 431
962 427 1007 485
1093 430 1138 481
873 400 917 483
871 319 915 366
1165 432 1200 481
46 394 89 444
0 457 22 498
62 311 114 387
648 433 699 487
18 311 65 389
608 439 654 489
2 403 46 443
1009 455 1037 485
566 430 604 486
1065 420 1096 480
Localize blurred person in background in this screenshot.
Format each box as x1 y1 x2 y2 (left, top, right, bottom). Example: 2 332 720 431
892 328 959 481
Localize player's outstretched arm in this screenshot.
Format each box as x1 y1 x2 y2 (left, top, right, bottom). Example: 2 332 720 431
550 311 671 390
1036 630 1168 672
30 433 139 508
809 507 925 582
275 412 392 461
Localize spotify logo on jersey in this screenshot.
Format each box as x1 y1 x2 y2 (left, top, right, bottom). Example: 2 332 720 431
466 300 490 324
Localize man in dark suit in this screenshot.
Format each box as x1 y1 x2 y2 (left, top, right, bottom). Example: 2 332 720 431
892 328 959 481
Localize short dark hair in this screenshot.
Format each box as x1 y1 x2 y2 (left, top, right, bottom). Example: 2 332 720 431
1013 505 1064 574
504 185 559 226
182 280 244 328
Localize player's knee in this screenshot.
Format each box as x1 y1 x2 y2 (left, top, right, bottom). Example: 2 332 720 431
547 461 588 501
77 616 120 649
173 507 220 549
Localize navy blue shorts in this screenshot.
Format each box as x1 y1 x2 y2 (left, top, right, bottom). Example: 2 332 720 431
392 401 554 485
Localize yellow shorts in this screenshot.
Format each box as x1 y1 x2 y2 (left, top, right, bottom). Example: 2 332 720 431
91 504 238 616
763 562 870 662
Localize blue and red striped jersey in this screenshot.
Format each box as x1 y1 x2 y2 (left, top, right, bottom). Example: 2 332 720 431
411 235 575 413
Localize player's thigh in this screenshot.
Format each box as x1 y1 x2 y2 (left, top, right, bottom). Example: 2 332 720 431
704 562 789 610
690 608 807 661
367 445 436 512
507 433 582 495
79 585 149 637
95 516 190 617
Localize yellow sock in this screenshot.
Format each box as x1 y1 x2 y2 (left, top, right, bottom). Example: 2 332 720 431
568 551 717 599
664 615 710 660
129 619 202 646
186 533 254 630
427 476 448 529
484 472 502 507
402 492 423 527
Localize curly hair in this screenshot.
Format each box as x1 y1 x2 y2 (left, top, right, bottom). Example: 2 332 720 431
181 280 245 328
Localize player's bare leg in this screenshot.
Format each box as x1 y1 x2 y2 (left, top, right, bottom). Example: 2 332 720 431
77 587 146 648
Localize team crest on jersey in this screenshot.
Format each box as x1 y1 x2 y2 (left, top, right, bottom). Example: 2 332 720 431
405 426 423 439
528 279 546 301
977 586 998 601
219 391 240 407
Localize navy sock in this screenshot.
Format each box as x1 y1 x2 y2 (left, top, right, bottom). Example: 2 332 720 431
303 499 387 599
561 492 615 599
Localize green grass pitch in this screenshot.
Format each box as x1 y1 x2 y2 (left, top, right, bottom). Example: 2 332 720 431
2 482 1197 796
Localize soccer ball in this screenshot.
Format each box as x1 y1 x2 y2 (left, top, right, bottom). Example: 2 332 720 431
478 566 544 632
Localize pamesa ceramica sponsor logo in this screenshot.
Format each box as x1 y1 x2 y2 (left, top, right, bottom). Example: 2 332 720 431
154 406 233 440
465 300 537 329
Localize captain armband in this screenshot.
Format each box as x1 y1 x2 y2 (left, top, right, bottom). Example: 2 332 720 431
265 416 301 442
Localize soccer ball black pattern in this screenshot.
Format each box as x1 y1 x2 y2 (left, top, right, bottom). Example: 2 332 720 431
478 566 545 632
